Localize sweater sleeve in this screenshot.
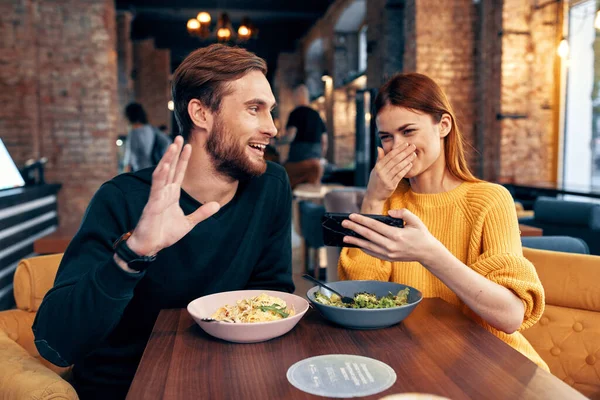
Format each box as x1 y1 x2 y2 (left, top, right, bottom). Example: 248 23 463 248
337 247 392 281
469 186 545 331
33 182 145 367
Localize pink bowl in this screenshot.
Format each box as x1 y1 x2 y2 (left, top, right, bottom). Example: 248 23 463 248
187 290 310 343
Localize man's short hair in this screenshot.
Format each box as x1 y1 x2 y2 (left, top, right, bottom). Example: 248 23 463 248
125 103 148 124
171 44 268 141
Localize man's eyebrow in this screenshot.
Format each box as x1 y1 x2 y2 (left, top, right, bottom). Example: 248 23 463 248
244 98 277 111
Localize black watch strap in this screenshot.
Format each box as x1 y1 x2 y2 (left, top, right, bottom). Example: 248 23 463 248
113 232 156 272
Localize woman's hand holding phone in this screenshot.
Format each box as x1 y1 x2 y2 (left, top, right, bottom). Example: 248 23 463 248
341 209 441 264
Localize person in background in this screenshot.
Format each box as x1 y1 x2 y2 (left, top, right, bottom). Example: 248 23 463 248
337 72 548 371
281 84 327 188
33 44 293 399
158 124 169 135
123 103 155 172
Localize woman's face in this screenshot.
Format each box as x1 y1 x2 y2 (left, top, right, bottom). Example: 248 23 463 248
376 105 451 179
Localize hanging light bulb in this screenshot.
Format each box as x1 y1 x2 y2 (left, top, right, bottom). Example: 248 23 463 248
557 38 569 59
197 12 211 24
187 19 200 34
217 28 232 41
217 13 232 42
595 10 600 30
238 25 250 37
237 17 251 41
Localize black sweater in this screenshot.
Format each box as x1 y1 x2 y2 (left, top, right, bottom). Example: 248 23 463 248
32 162 294 399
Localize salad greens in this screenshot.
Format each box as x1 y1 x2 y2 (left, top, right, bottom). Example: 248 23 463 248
314 288 410 309
259 304 290 318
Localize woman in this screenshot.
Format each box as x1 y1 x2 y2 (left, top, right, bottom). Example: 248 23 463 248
338 72 548 370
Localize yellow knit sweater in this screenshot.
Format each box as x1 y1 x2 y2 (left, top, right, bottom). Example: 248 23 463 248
338 180 549 371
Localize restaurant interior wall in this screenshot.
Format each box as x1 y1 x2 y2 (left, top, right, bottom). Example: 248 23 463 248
0 0 119 229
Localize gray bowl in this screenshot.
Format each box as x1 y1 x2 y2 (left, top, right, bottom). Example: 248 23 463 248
307 280 423 329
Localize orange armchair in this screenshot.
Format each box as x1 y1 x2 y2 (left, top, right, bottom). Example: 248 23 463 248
0 253 77 399
523 247 600 399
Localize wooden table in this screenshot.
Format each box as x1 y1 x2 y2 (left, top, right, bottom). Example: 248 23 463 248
127 299 584 400
519 224 543 237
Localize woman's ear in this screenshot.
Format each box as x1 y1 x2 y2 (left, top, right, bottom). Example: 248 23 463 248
188 99 213 132
438 113 452 138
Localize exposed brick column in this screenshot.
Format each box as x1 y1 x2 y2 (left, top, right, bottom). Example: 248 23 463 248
334 32 359 84
117 11 134 137
499 0 559 183
366 0 406 89
476 0 503 181
413 0 477 169
133 39 171 131
0 0 40 166
35 0 119 227
333 86 358 167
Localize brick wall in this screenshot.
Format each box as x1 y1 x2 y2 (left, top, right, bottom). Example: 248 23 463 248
280 0 561 181
117 11 134 137
0 0 39 166
333 87 357 167
1 0 119 228
413 0 477 168
37 0 119 227
366 0 387 89
133 39 171 131
499 0 558 183
366 0 406 89
476 0 502 180
334 32 360 85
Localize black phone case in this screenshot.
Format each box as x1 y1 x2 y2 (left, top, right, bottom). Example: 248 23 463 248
321 212 404 248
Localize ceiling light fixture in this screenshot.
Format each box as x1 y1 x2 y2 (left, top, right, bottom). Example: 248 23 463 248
187 12 257 42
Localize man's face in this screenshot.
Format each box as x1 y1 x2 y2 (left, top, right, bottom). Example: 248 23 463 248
206 70 278 181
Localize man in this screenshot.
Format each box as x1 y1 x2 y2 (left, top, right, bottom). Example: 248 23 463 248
33 44 293 399
122 102 154 172
281 84 328 188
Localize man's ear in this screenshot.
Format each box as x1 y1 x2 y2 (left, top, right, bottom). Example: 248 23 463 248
439 113 452 138
188 99 214 132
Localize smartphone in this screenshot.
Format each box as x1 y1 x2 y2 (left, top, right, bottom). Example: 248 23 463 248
321 212 404 248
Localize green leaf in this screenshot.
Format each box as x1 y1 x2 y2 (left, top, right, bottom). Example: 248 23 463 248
259 304 289 318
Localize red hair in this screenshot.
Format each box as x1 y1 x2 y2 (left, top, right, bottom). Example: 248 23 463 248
374 72 479 182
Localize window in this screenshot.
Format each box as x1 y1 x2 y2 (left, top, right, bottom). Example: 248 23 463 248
563 0 600 187
358 25 367 74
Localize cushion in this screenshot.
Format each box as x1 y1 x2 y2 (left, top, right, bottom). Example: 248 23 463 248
13 254 63 312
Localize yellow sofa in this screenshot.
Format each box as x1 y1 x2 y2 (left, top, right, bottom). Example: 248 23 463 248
0 253 77 399
523 247 600 399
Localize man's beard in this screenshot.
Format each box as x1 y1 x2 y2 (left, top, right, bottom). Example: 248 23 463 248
205 118 267 181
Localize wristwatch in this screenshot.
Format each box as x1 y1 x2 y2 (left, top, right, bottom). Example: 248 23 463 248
112 231 156 272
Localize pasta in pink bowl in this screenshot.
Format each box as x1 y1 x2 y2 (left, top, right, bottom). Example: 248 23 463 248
187 290 309 343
